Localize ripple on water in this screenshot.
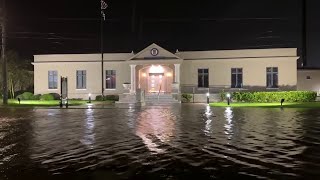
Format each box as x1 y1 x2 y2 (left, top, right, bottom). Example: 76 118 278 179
0 105 320 179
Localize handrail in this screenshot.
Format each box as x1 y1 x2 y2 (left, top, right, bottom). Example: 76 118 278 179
157 84 162 101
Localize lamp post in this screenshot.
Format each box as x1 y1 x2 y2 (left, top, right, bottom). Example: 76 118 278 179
206 92 210 104
226 93 231 105
88 93 92 103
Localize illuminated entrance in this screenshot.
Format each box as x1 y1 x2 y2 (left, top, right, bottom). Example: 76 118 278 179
138 65 173 93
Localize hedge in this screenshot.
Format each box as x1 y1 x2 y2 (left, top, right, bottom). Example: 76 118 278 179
17 92 34 100
95 95 119 101
40 94 55 101
232 91 317 103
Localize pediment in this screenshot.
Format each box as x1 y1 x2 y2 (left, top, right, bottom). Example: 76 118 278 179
128 43 182 60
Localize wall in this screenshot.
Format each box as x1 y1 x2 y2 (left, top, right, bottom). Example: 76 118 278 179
34 61 130 100
180 57 298 93
297 70 320 94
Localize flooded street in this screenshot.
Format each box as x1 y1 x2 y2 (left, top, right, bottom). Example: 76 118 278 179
1 104 320 179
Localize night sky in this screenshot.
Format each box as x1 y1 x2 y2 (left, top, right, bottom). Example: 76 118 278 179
4 0 320 67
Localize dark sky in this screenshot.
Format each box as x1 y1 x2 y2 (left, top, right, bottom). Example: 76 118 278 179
4 0 320 67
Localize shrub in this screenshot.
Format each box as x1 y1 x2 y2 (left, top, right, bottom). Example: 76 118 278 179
181 94 193 103
232 91 317 103
32 94 41 100
17 92 34 100
105 95 119 101
220 89 226 102
40 94 55 101
50 93 61 100
95 95 104 101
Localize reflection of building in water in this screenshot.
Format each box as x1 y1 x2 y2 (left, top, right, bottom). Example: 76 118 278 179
135 108 176 154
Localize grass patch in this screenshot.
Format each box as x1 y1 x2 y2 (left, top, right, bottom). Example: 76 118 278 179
0 99 114 107
209 102 320 108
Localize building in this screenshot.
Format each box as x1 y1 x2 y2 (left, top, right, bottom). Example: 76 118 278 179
32 43 300 101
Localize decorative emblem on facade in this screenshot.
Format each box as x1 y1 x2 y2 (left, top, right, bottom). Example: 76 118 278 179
150 48 159 56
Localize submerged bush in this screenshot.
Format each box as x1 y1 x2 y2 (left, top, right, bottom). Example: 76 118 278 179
232 91 317 103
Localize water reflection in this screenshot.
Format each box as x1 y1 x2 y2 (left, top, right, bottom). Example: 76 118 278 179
224 107 233 140
135 108 175 154
1 106 320 179
81 108 95 149
204 105 213 135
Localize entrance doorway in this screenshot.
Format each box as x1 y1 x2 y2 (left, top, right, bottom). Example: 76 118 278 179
139 65 173 94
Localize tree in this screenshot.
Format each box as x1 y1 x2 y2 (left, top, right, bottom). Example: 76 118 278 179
0 50 33 98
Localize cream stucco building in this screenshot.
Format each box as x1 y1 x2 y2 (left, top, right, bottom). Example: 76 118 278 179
33 43 300 101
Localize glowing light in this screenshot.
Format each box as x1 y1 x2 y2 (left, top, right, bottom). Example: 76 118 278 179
88 93 91 97
166 73 172 77
150 65 164 73
226 93 231 98
142 73 147 77
206 93 210 97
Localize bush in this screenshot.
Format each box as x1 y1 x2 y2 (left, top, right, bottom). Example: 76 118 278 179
40 94 55 101
105 95 119 101
32 94 41 100
232 91 317 103
50 93 61 100
96 95 119 101
17 92 34 100
95 95 104 101
181 94 193 103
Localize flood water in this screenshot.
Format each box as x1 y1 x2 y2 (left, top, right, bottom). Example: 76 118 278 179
0 104 320 179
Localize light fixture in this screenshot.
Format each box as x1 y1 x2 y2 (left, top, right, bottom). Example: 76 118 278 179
166 73 172 77
206 93 210 97
88 93 92 103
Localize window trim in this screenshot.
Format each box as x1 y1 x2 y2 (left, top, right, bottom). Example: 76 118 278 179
106 70 116 89
198 68 209 88
48 70 58 89
266 67 279 88
231 68 243 88
76 70 87 90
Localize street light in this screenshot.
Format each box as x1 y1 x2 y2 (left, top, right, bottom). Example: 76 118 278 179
206 92 210 104
88 93 92 103
226 93 231 105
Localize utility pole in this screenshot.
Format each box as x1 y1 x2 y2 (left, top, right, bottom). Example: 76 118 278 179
100 0 108 97
1 0 8 105
302 0 307 67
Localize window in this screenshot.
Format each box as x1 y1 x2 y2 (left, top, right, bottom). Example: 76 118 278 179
48 71 58 89
76 70 86 89
106 70 116 89
306 76 312 80
231 68 243 88
198 68 209 88
266 67 278 88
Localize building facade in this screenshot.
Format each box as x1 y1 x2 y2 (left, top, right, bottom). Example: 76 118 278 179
33 43 299 100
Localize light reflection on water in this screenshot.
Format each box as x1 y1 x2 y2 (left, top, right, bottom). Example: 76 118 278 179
0 104 320 179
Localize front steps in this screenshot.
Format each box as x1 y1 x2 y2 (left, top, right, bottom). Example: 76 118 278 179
145 94 180 105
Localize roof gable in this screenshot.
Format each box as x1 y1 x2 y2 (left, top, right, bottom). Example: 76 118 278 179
128 43 182 60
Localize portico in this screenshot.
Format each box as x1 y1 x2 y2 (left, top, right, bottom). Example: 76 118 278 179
127 43 183 94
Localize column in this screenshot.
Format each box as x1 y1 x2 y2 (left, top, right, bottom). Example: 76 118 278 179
174 64 181 83
130 65 136 94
